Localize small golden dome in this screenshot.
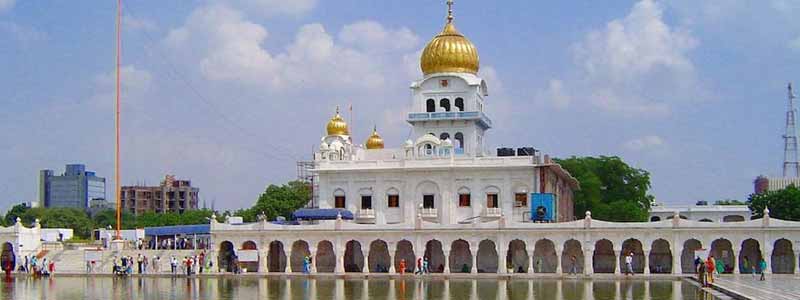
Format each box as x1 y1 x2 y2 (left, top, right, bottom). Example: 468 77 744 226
420 1 479 75
326 106 349 136
365 126 384 149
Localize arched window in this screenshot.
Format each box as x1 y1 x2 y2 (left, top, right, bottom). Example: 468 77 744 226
334 189 346 208
440 133 450 141
440 98 451 112
650 216 661 222
455 98 464 111
426 99 436 112
454 132 464 149
458 187 471 207
386 188 400 208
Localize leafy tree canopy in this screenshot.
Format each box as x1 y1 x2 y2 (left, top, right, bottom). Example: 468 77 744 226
747 185 800 221
555 156 654 222
714 199 746 206
239 181 311 222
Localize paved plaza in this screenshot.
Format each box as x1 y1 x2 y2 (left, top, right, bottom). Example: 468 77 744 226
713 274 800 300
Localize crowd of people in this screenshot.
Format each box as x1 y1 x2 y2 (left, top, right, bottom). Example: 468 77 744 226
18 255 55 277
695 255 769 287
106 251 212 276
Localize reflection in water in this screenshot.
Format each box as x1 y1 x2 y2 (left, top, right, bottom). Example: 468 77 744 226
0 276 718 300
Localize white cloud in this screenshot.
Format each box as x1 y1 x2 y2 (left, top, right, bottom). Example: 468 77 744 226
164 4 419 92
570 0 699 116
123 15 157 32
624 135 665 152
538 79 571 109
227 0 316 17
0 0 14 13
91 65 154 109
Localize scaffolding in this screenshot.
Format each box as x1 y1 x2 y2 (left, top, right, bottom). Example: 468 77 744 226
296 161 319 208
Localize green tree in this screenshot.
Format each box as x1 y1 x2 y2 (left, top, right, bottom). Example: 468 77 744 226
4 203 30 225
244 181 311 222
19 208 94 239
747 186 800 220
714 199 746 205
92 209 136 230
555 156 654 222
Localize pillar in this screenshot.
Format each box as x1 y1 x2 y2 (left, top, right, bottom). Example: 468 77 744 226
763 246 773 274
470 246 478 273
335 246 345 274
671 243 680 274
643 248 650 275
555 246 563 275
442 246 451 274
309 246 317 273
584 248 594 275
388 242 396 274
498 245 508 274
794 250 800 275
732 246 740 274
614 249 621 275
529 249 536 273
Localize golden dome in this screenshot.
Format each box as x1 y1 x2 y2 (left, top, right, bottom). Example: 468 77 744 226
420 1 479 75
365 126 384 149
326 106 349 136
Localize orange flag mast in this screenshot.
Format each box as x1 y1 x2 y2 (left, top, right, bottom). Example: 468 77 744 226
114 0 122 240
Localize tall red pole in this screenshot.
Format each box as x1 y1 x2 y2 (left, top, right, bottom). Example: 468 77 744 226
115 0 122 240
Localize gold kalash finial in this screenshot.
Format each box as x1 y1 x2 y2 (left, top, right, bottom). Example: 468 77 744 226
447 0 454 23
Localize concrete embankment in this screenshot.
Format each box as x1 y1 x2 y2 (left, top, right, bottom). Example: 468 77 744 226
30 248 215 274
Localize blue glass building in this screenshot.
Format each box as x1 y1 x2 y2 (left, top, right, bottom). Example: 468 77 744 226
39 164 106 209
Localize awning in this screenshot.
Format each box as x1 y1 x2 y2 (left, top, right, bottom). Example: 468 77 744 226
292 208 353 220
144 224 210 236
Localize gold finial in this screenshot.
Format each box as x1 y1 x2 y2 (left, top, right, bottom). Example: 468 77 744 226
447 0 454 23
335 105 340 114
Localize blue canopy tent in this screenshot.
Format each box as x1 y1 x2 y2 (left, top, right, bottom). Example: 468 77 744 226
144 224 211 250
292 208 354 220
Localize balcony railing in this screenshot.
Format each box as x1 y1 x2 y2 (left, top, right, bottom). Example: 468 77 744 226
482 207 502 218
356 208 375 219
419 208 438 218
407 111 492 128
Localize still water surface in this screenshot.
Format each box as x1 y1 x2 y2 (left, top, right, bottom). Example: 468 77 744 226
0 276 718 300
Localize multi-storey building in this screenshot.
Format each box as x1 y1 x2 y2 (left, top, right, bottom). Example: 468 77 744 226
120 175 199 215
39 164 106 209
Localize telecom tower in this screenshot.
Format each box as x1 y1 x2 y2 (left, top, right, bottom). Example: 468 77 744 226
783 83 799 177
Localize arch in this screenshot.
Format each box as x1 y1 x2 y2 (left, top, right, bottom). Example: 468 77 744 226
426 99 436 112
561 239 584 274
533 239 557 273
240 240 259 272
739 239 762 274
698 218 714 222
772 239 795 274
290 240 310 273
723 215 745 222
507 239 529 273
425 240 446 273
593 239 615 273
439 132 450 141
344 240 365 272
440 98 451 112
455 97 464 111
268 241 287 272
394 240 415 273
681 239 702 273
316 240 336 273
1 242 15 273
476 239 498 273
649 239 672 274
218 241 235 272
368 240 391 273
449 239 472 273
666 215 688 220
619 239 645 273
650 216 661 222
333 188 346 209
710 239 734 274
454 132 464 149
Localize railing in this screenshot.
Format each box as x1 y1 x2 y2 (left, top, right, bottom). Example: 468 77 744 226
419 208 438 218
356 208 375 219
407 111 493 127
483 207 502 217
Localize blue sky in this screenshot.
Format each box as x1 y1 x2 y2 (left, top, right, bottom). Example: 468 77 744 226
2 0 800 211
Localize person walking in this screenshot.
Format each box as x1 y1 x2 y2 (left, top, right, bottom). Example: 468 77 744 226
624 252 634 275
398 259 406 275
199 252 206 274
698 260 707 287
569 255 578 275
415 257 422 275
715 257 724 275
170 256 177 274
137 254 144 274
759 258 767 281
152 256 160 273
705 256 715 284
422 257 429 274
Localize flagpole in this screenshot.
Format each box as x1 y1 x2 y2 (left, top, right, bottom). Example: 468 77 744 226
115 0 122 240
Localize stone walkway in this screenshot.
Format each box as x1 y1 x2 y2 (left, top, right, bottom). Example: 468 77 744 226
712 274 800 300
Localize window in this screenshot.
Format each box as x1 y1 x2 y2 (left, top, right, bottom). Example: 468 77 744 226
361 195 372 209
335 196 346 208
454 132 464 149
459 194 471 207
514 193 527 207
423 195 435 209
486 193 498 208
440 98 451 111
440 132 450 141
426 99 436 112
387 195 399 208
455 98 464 111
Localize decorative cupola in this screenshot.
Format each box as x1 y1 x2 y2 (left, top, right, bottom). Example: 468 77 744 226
419 0 479 75
365 126 385 149
326 106 349 136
